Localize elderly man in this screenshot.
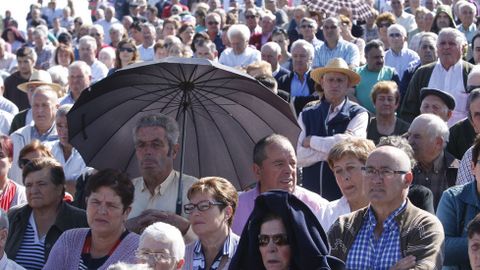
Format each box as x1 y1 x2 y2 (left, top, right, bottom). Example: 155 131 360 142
138 222 185 269
89 25 109 56
60 61 92 105
312 17 360 68
138 23 156 62
94 6 120 45
78 36 108 83
354 39 400 113
298 17 323 47
408 113 458 208
297 58 368 200
231 134 328 235
419 87 455 123
194 40 217 61
0 209 25 269
126 114 197 243
33 26 55 70
4 47 37 111
261 42 289 82
10 86 59 183
384 24 419 81
328 145 444 269
277 39 316 115
457 1 477 44
401 28 474 125
249 11 276 50
219 24 261 68
391 0 417 33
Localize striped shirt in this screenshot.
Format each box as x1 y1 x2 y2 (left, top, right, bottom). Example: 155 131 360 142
346 201 407 270
14 214 46 270
192 234 237 270
78 259 87 270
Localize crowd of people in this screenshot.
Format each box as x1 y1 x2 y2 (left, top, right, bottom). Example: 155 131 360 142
3 0 480 269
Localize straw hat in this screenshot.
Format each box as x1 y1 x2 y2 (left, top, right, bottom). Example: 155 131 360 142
17 70 63 95
310 58 361 87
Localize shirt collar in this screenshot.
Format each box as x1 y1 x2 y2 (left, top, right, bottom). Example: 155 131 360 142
31 123 56 140
140 170 176 196
367 200 407 230
436 58 462 72
193 233 236 258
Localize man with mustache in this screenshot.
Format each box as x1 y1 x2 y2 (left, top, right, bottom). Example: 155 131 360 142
126 114 197 243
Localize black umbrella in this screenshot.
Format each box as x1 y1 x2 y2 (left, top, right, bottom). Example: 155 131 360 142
68 57 300 201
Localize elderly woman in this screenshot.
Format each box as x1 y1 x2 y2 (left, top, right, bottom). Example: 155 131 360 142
366 81 410 145
43 169 139 269
6 157 87 270
183 177 239 269
339 15 366 65
437 135 480 269
229 190 344 269
0 135 26 210
49 104 87 196
318 138 375 231
136 222 185 270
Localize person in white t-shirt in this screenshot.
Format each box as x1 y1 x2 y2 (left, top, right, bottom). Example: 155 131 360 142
219 24 261 68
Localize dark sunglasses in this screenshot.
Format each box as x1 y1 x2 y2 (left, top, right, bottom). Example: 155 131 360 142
258 234 289 247
245 15 256 19
378 22 391 28
389 33 402 38
119 47 134 53
208 21 219 25
18 158 31 169
301 24 314 29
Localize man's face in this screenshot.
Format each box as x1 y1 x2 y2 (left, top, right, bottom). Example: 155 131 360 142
230 34 247 55
17 56 34 75
245 11 258 29
419 37 438 64
460 6 475 26
437 33 462 68
420 95 451 121
142 26 155 45
469 233 480 270
291 45 311 73
206 15 220 33
135 126 177 176
254 141 297 194
261 46 279 69
407 118 438 163
391 0 404 15
436 12 451 28
272 34 288 49
79 43 96 62
299 21 317 41
105 8 114 21
321 72 350 106
196 45 216 60
469 97 480 133
366 47 384 72
387 29 405 51
32 92 57 130
261 17 275 34
363 147 411 208
68 66 90 95
323 20 340 43
473 38 480 64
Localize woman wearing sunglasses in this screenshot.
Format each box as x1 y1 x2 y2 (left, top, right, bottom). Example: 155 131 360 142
111 38 140 75
229 190 345 270
183 177 239 270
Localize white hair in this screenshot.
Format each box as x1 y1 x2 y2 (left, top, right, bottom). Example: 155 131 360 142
468 64 480 82
387 23 407 37
411 113 450 145
290 39 315 59
139 222 185 261
260 10 276 21
48 65 68 88
79 35 98 51
261 42 281 55
300 17 318 30
458 1 477 14
109 23 125 36
227 24 251 42
438 27 468 47
90 24 104 36
69 60 92 77
106 262 152 270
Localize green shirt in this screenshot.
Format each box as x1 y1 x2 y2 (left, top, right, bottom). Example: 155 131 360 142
354 65 396 113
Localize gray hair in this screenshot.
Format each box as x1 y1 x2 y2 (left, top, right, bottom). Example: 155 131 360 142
438 27 468 48
377 136 416 169
69 61 92 77
79 35 98 51
419 32 438 45
261 42 281 55
253 134 294 165
48 66 68 88
32 85 60 101
106 262 152 270
56 104 73 118
300 17 318 30
387 23 407 37
139 222 185 261
90 24 104 36
290 39 315 60
133 114 180 153
109 23 125 36
227 24 251 42
323 16 340 27
411 114 450 145
458 1 476 14
260 10 276 21
0 209 8 229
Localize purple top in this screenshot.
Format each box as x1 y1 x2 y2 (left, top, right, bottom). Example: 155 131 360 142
231 184 329 235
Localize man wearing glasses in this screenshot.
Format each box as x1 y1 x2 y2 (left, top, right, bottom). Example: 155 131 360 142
298 18 322 47
205 13 224 55
328 145 444 269
384 24 419 81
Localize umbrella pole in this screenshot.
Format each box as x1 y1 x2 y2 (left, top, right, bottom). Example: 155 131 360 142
176 106 187 216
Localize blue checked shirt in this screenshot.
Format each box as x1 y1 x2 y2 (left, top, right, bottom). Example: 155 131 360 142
312 38 360 68
346 200 407 270
192 234 237 270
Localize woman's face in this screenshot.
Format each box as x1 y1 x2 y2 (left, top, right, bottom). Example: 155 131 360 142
180 27 195 45
119 44 135 64
163 23 176 37
188 191 229 238
0 149 11 179
332 154 366 205
25 167 63 209
259 218 291 270
86 186 130 236
57 50 72 67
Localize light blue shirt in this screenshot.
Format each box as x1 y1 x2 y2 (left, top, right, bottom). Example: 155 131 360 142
290 71 310 97
458 23 477 43
384 48 419 81
313 39 360 68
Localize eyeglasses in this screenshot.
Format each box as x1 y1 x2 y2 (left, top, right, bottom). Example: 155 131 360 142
183 200 225 214
135 250 175 265
258 234 289 247
361 166 408 179
301 24 314 29
389 33 402 38
207 21 219 25
119 47 134 53
378 23 391 28
245 15 256 19
18 158 31 169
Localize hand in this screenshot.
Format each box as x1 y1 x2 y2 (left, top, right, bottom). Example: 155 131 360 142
302 136 312 148
135 209 190 235
390 255 416 270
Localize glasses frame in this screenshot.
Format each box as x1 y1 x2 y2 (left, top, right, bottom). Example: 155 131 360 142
361 166 408 179
183 200 225 214
258 233 289 247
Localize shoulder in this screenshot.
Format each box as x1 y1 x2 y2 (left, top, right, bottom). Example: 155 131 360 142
403 202 443 229
294 186 329 206
11 125 30 138
8 204 29 220
462 60 475 71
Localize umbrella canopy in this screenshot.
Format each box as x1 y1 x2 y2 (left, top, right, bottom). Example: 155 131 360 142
67 57 300 190
303 0 375 21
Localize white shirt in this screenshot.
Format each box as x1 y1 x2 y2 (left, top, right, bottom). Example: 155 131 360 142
317 196 351 232
90 60 108 83
48 141 88 182
94 19 120 44
0 252 25 270
0 111 13 135
428 60 467 126
219 46 261 68
396 11 417 33
138 44 155 62
296 100 369 168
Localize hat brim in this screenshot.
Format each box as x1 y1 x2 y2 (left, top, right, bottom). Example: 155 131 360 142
420 89 456 110
18 82 63 95
310 67 361 87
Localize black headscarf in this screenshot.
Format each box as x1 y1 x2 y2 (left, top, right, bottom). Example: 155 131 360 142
229 190 345 270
